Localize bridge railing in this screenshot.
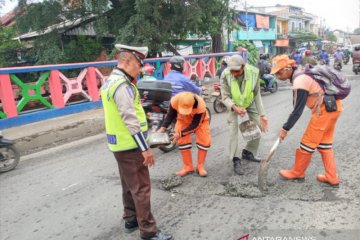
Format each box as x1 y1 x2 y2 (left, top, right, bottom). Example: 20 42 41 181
0 51 247 128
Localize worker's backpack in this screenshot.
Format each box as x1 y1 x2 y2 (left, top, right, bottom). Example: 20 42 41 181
303 64 351 100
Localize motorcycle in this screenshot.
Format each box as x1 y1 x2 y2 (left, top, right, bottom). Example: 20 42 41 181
353 60 360 75
334 60 342 71
142 100 177 153
260 74 278 94
138 80 177 153
0 134 20 173
344 55 350 65
211 83 227 114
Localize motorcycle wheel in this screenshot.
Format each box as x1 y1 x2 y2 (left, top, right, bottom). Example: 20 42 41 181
213 97 227 113
269 81 278 93
0 145 20 173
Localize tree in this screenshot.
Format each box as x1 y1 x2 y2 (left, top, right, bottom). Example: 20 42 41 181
0 26 25 67
326 32 337 43
354 28 360 35
291 31 318 44
232 40 258 65
13 0 233 65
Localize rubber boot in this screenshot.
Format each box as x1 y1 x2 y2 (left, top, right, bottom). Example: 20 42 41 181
279 148 312 180
317 149 339 187
176 149 194 177
196 149 208 177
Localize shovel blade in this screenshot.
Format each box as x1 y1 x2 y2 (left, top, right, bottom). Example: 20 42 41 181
258 159 269 192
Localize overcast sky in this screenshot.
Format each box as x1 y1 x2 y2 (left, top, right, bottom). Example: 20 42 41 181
1 0 359 32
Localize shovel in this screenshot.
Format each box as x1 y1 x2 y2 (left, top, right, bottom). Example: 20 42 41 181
258 138 281 193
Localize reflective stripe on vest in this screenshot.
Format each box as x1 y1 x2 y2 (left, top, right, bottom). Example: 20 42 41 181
101 73 148 152
225 64 259 108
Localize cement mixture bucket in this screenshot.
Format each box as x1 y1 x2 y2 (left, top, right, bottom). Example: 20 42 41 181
239 120 261 142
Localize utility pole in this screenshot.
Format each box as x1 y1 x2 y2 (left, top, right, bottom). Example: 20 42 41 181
245 0 249 41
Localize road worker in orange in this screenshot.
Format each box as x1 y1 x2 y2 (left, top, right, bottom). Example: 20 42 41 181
158 92 211 177
271 55 342 187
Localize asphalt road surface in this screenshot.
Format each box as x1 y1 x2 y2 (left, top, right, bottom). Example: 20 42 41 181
1 63 359 240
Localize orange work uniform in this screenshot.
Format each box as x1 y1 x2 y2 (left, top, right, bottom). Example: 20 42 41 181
280 73 342 185
162 92 211 177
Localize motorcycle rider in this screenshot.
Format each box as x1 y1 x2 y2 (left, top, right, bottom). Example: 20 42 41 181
319 49 330 65
164 56 202 96
139 64 157 81
351 46 360 73
334 48 344 69
293 50 302 65
301 50 317 67
257 53 274 90
158 92 211 177
216 57 228 78
351 46 360 63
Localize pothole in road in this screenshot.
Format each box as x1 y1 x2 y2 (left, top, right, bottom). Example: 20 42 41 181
157 174 341 202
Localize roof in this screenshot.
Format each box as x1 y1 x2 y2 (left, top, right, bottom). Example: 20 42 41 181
236 10 277 17
0 7 22 27
13 14 97 40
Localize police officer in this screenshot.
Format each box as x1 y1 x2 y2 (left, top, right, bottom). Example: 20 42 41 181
101 44 172 240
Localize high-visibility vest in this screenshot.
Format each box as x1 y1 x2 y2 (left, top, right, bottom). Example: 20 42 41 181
101 74 148 152
224 64 259 108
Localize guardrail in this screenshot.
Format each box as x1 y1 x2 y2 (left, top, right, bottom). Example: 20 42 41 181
0 51 247 129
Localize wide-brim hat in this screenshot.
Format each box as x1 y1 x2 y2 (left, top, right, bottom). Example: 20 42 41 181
270 55 296 74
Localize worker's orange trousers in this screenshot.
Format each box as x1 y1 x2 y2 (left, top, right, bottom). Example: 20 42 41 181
298 100 342 183
175 120 211 151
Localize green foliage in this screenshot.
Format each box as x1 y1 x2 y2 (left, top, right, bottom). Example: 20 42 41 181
291 31 318 43
0 26 25 67
16 0 63 33
30 33 66 65
232 40 259 65
12 0 234 64
353 28 360 35
64 36 102 63
326 32 337 43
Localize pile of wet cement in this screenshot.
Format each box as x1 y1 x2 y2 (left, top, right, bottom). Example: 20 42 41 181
223 176 264 198
161 174 183 190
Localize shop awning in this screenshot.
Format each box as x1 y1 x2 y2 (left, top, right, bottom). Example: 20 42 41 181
274 39 289 47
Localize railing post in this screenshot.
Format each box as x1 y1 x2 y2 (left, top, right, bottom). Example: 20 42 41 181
86 67 99 101
49 70 65 108
0 73 18 118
